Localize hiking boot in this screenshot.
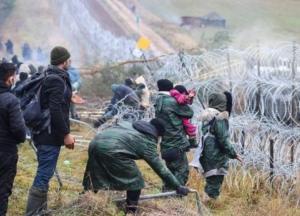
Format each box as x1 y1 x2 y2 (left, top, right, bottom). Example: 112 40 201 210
25 186 48 216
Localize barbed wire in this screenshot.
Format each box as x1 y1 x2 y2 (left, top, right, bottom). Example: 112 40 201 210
71 42 300 207
89 42 298 195
145 42 300 199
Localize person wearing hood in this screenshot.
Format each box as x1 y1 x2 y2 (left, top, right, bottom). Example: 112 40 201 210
198 91 242 202
93 83 140 127
18 63 31 76
14 63 31 87
14 72 28 89
25 46 75 215
110 83 139 108
0 63 26 216
154 79 194 190
135 76 150 109
83 119 189 214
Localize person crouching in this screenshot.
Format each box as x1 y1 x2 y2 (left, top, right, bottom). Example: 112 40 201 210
83 119 189 214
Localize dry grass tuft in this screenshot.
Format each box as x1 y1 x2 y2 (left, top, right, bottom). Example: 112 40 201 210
7 128 300 216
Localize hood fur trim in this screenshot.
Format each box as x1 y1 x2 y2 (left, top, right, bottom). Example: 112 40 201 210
199 108 229 123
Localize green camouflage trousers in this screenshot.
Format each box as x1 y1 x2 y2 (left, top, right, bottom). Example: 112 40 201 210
205 175 225 199
164 153 189 190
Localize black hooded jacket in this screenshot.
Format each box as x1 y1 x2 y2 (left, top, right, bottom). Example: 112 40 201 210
0 81 26 153
32 65 72 146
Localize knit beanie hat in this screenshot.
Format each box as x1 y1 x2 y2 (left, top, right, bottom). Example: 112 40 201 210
50 46 70 65
157 79 173 91
208 92 227 112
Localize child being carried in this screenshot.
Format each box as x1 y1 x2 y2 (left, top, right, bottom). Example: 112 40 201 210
170 85 197 139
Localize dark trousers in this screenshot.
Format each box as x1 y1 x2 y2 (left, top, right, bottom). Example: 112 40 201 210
70 103 79 119
205 175 224 199
126 190 141 213
0 152 18 216
32 145 61 191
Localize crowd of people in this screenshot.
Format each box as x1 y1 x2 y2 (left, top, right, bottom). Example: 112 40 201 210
0 45 242 216
0 37 47 64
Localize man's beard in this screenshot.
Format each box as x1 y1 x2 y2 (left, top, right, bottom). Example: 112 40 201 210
63 65 70 71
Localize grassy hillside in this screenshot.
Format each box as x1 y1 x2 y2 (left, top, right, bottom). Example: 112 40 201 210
3 0 299 59
140 0 300 47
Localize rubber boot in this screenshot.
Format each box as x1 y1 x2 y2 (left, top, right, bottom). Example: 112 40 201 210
125 199 138 215
25 186 48 216
125 190 141 215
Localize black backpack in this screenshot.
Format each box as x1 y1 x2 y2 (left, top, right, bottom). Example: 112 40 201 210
15 71 58 134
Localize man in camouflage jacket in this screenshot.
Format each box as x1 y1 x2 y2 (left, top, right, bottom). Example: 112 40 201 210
154 79 194 189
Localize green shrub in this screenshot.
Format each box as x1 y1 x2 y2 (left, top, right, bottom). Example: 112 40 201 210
81 64 145 98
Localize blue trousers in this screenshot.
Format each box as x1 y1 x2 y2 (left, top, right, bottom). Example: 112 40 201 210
32 145 61 191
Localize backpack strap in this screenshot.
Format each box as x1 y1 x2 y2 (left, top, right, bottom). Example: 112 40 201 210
202 116 227 153
44 71 66 86
38 72 67 134
41 72 67 100
202 117 216 145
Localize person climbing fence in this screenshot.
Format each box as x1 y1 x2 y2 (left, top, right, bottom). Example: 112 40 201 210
93 81 140 128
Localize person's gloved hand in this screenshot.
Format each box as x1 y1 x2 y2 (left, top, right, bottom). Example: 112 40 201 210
93 120 101 128
176 186 190 196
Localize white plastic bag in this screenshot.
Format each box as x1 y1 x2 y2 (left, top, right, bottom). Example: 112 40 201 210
189 139 203 170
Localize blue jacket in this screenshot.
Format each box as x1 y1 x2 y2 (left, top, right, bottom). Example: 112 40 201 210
67 67 81 91
110 84 139 107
